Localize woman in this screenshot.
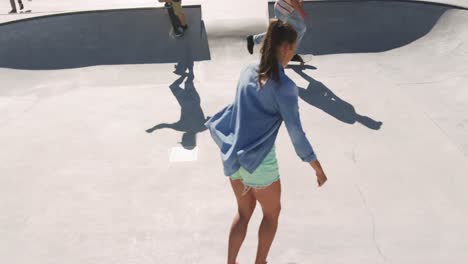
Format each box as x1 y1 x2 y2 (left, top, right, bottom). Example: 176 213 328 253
206 20 327 264
247 0 307 64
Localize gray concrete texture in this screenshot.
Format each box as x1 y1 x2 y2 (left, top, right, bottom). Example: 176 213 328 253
1 0 468 263
287 1 452 54
0 8 209 69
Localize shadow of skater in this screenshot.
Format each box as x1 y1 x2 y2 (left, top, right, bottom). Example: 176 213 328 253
290 65 383 130
146 63 209 149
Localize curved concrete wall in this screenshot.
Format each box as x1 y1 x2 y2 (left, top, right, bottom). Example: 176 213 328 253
0 7 210 70
267 0 460 54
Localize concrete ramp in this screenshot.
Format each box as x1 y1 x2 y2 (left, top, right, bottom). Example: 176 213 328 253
0 7 210 69
268 0 465 54
1 1 468 263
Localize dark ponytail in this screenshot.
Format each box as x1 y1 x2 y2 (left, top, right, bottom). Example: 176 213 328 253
258 19 297 85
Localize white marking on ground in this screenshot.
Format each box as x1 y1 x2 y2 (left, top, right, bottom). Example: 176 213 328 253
169 146 198 162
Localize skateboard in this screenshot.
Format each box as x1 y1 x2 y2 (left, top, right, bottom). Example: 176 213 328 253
289 54 313 66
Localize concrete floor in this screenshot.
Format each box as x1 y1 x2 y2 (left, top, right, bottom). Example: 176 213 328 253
1 1 468 263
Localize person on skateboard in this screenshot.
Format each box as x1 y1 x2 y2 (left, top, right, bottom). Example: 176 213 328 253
206 20 328 264
247 0 307 64
159 0 188 37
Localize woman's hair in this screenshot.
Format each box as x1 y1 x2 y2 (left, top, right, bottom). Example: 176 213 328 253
258 19 297 85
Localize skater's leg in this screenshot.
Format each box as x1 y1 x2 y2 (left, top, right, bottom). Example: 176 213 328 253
253 4 288 46
178 12 187 26
253 32 266 45
227 177 257 264
172 1 187 27
284 11 306 51
17 0 24 10
9 0 17 12
253 180 281 264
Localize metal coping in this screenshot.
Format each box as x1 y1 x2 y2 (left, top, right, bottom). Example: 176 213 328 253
267 0 468 11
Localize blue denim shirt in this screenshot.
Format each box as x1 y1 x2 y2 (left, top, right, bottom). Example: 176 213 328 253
205 64 317 176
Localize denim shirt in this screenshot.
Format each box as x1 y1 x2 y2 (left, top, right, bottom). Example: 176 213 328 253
205 64 317 176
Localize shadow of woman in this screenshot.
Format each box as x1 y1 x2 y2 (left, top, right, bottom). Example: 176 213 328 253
290 65 383 130
146 63 209 149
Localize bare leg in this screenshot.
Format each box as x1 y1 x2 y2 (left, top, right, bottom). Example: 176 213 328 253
227 179 257 264
178 12 187 26
253 180 281 264
9 0 17 11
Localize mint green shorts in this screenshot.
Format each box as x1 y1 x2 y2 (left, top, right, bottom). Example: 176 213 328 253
230 146 280 194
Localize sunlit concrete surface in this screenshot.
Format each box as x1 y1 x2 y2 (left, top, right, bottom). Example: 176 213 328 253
1 1 468 263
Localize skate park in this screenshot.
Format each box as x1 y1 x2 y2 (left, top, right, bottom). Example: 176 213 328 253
1 0 468 263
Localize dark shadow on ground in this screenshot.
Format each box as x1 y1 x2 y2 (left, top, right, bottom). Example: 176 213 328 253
0 7 210 69
268 0 451 55
289 65 383 130
287 64 317 71
146 54 209 149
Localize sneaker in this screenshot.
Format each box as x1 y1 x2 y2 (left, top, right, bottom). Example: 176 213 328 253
174 28 184 37
9 9 17 14
246 35 254 54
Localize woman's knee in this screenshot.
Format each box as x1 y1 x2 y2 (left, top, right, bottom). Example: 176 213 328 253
263 204 281 220
238 202 256 221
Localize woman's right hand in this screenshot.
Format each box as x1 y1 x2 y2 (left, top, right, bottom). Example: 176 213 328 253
316 170 327 187
310 160 327 187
